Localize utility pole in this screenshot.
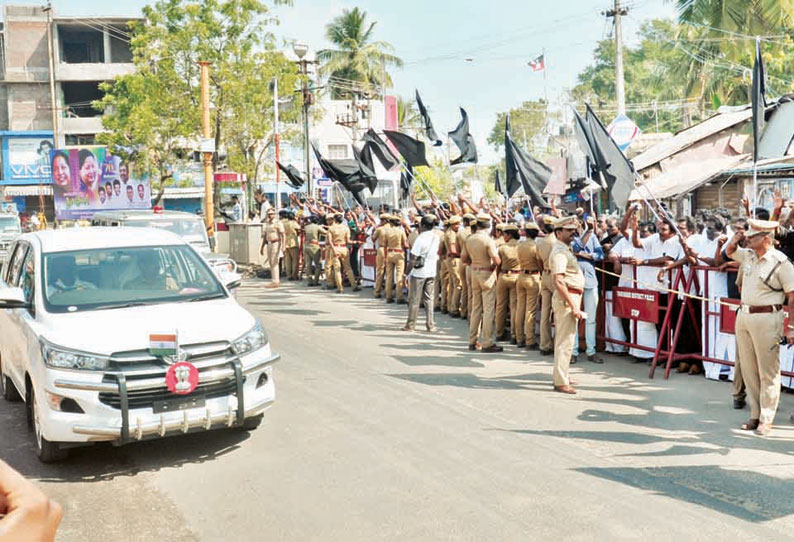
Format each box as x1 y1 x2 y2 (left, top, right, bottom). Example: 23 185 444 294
43 2 56 222
604 0 628 116
198 61 214 243
274 77 280 211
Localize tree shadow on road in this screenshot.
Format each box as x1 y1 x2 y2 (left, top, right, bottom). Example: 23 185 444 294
388 372 553 391
576 465 794 523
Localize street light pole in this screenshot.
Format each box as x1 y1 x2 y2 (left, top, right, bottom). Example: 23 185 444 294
199 61 214 242
293 42 313 198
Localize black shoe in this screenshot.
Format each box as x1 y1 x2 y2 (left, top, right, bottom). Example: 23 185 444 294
510 338 518 345
571 355 578 365
527 344 539 351
353 286 361 292
449 312 461 318
387 298 395 304
374 294 382 299
468 342 480 351
733 398 746 410
441 308 448 314
587 354 604 364
539 349 552 356
516 340 525 348
397 299 407 305
434 306 441 312
482 345 504 353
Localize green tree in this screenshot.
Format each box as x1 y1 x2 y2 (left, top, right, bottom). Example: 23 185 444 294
488 99 548 150
317 7 403 99
96 0 299 199
396 95 421 137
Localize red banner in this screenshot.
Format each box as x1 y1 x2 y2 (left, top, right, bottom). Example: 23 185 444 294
612 287 660 323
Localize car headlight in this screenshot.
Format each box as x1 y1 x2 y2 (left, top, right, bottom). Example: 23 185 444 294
232 321 268 356
41 340 109 371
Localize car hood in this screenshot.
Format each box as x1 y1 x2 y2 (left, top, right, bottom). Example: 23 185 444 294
40 298 255 355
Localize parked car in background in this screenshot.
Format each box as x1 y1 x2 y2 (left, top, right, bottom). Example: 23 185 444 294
0 227 278 462
0 211 22 264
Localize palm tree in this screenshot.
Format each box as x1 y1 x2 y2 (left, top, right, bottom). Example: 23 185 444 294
396 96 421 136
317 7 403 99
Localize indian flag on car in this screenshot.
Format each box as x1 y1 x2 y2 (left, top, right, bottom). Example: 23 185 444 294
149 333 178 356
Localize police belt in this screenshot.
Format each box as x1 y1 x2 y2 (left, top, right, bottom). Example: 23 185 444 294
387 248 404 253
522 269 540 275
501 270 520 275
740 304 782 314
567 286 583 295
472 266 495 272
447 253 460 259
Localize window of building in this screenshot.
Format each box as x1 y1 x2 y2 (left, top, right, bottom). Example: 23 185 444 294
327 144 348 160
65 134 96 146
61 82 103 118
58 26 105 63
109 30 133 63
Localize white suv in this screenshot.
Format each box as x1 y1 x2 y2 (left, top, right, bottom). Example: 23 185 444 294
0 227 278 462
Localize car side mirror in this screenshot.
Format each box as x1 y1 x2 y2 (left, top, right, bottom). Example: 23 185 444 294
225 279 241 291
0 287 30 309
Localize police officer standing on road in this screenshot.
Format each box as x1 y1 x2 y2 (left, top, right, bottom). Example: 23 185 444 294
327 213 360 294
726 218 794 436
371 213 391 299
260 207 285 289
537 216 558 355
463 213 502 352
550 216 585 394
303 215 325 286
283 211 300 281
516 222 542 349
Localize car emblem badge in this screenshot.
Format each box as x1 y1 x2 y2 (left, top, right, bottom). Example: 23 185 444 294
166 362 199 395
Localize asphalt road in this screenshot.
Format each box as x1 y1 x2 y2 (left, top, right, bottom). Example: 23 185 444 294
2 278 794 541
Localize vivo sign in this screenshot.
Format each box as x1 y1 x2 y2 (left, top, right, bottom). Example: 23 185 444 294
1 133 54 185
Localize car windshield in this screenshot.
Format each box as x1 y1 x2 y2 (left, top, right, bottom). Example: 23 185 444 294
125 219 207 240
43 245 226 313
0 217 20 233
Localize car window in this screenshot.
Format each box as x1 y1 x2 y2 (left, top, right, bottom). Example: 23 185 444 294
6 243 28 286
18 248 36 308
43 245 226 313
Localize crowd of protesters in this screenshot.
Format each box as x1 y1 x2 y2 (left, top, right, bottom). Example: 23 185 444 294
250 186 794 433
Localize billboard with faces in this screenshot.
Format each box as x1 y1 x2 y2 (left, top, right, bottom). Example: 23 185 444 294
51 146 152 220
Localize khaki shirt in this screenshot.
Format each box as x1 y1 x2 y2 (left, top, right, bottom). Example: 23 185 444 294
263 219 284 243
517 238 541 272
458 227 472 267
466 230 498 268
384 225 407 250
444 229 460 258
550 242 585 290
372 224 389 248
498 238 520 272
328 223 350 246
537 234 558 272
304 223 323 248
494 236 506 250
731 247 794 305
283 219 299 249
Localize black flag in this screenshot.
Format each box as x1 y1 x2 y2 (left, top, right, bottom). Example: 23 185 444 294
312 144 369 204
505 114 550 207
415 90 442 146
276 161 305 189
352 145 378 193
361 128 398 170
752 38 766 163
383 130 430 168
571 107 604 188
585 104 635 209
449 107 478 165
494 169 504 196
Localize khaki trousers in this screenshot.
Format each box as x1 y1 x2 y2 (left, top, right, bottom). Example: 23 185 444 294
735 310 782 424
552 291 581 387
540 271 555 351
459 261 469 317
406 277 436 330
439 258 450 310
385 251 405 301
495 274 518 339
516 273 541 345
330 246 356 292
266 243 280 285
303 246 321 284
323 247 333 286
732 352 746 401
469 269 497 347
374 248 386 296
447 257 462 314
284 246 299 280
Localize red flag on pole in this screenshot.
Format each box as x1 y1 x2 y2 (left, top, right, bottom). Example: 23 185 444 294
528 54 545 72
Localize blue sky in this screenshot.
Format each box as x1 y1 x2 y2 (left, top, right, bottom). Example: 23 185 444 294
7 0 677 163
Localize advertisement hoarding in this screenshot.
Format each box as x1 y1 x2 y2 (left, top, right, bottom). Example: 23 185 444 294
51 146 151 220
1 132 54 185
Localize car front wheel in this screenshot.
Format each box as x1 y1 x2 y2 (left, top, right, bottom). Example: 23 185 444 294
28 388 68 463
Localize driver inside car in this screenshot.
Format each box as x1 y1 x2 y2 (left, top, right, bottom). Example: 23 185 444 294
121 251 178 291
46 255 96 297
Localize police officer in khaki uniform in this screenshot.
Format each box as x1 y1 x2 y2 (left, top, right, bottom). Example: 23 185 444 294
445 216 463 317
495 223 521 342
463 213 502 352
516 222 543 348
726 219 794 435
327 213 360 293
283 211 300 280
371 213 391 298
550 216 585 394
458 213 476 319
384 214 409 303
438 219 450 313
302 215 325 286
322 214 335 289
537 216 558 355
259 207 285 289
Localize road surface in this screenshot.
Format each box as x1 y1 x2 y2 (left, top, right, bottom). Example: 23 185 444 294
2 278 794 541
